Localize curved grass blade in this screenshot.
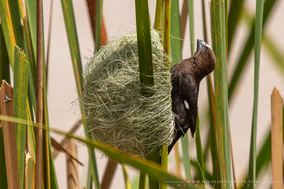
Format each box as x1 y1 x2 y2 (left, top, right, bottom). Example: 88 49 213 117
228 0 277 102
0 114 202 189
247 0 264 188
262 34 284 76
210 0 232 188
241 7 284 77
60 0 100 188
13 46 29 189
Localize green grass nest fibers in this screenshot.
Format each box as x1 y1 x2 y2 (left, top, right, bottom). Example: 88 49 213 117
82 29 174 157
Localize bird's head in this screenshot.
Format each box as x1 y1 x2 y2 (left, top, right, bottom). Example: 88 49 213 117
194 39 216 78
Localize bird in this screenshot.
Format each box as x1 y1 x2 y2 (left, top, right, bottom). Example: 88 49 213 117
168 39 216 153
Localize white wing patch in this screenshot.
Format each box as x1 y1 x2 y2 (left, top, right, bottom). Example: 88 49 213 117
184 100 190 110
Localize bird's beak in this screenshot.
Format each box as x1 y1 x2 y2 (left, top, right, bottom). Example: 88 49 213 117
196 39 206 52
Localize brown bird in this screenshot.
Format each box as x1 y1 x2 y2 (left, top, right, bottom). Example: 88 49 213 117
168 39 216 153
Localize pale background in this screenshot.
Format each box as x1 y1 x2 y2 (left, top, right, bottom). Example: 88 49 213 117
42 0 284 188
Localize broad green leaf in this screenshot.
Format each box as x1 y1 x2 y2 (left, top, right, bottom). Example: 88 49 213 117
13 46 29 189
210 0 231 188
60 0 100 188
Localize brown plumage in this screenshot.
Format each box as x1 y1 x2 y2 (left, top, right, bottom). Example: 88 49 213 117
168 39 216 153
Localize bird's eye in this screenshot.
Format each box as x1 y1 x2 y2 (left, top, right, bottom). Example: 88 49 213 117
206 49 209 53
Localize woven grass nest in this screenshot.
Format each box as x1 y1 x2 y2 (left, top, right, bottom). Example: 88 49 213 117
82 29 174 157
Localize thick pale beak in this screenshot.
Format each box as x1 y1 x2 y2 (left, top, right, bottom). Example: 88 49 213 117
196 39 206 52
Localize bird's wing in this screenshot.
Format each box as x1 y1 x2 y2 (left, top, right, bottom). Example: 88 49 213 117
179 73 198 136
171 68 187 126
